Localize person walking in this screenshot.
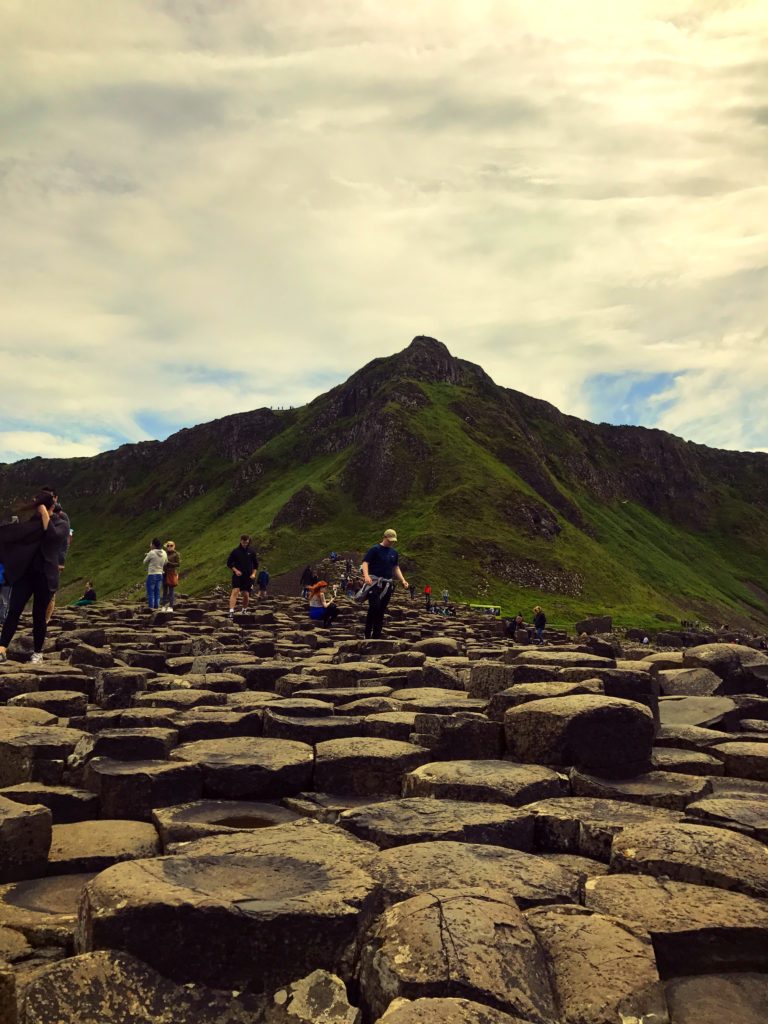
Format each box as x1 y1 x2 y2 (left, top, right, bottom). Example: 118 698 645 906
533 605 547 643
143 539 167 610
423 584 432 610
256 567 270 600
0 492 70 664
442 588 449 605
161 540 181 610
307 580 339 628
227 534 258 616
42 487 71 625
360 528 409 640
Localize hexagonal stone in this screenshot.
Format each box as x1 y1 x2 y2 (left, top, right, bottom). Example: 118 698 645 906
263 712 366 744
48 820 160 874
0 726 87 787
314 739 431 797
69 728 178 773
338 798 534 851
585 873 768 974
685 796 768 842
374 841 580 909
363 713 418 741
650 746 724 776
655 723 732 750
152 799 300 849
508 651 615 669
664 973 768 1024
283 793 386 825
659 696 737 728
359 889 556 1022
18 949 263 1024
134 689 227 710
569 768 711 810
93 667 150 709
8 691 88 718
527 797 684 860
657 667 726 697
525 904 665 1024
709 742 768 780
292 687 394 706
0 796 51 882
487 682 603 721
0 783 98 824
504 696 654 775
402 761 568 806
0 872 96 946
174 709 264 742
171 737 313 800
393 690 486 714
76 819 380 991
373 1000 530 1024
84 758 202 820
610 821 768 898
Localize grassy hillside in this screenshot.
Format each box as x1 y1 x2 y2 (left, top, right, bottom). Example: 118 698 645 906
3 337 767 632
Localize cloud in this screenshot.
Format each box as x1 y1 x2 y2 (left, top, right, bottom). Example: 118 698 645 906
0 0 766 461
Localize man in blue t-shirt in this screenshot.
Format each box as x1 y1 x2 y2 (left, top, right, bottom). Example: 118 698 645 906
360 528 409 639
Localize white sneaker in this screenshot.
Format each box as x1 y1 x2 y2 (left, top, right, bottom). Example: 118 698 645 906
30 652 44 664
228 609 235 618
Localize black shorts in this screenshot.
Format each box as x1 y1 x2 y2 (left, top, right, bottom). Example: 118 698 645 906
232 575 254 592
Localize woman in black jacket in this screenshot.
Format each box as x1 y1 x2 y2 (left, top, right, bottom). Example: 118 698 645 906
0 493 70 664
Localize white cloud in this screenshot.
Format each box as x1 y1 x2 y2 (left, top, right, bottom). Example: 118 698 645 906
0 0 766 460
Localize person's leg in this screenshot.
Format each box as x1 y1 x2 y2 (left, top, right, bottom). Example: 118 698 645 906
229 588 239 612
364 591 379 639
369 586 392 639
31 577 53 653
146 576 153 608
150 575 162 609
161 579 170 607
168 585 175 609
45 593 56 625
241 587 250 609
0 576 35 652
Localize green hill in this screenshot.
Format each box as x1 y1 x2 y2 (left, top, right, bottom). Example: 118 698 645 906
2 336 767 631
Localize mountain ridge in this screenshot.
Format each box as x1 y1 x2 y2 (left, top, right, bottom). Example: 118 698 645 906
1 337 767 629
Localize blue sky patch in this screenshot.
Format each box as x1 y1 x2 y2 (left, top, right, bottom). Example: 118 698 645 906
584 372 678 428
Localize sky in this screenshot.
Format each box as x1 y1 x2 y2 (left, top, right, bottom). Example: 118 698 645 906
1 0 766 462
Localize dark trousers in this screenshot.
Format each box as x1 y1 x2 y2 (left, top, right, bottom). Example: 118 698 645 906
365 585 393 639
323 603 339 627
161 581 176 607
0 572 53 653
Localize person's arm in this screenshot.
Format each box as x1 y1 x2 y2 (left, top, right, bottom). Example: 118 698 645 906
361 561 371 585
227 550 241 575
394 561 409 589
143 551 151 565
250 553 257 579
37 504 50 530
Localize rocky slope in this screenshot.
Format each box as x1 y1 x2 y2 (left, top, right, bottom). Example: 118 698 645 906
1 337 767 629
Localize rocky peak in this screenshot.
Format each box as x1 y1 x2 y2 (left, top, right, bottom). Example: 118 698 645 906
392 336 465 385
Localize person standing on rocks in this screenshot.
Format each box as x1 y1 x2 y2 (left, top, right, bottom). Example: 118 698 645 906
0 491 70 663
360 528 409 640
161 541 181 611
423 583 432 610
143 538 167 611
256 567 270 600
442 587 449 605
227 534 258 617
41 487 71 625
533 605 547 643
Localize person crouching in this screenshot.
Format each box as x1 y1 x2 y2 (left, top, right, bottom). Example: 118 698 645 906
307 580 339 628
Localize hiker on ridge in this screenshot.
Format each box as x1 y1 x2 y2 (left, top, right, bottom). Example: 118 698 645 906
0 491 70 664
359 528 409 640
227 534 258 617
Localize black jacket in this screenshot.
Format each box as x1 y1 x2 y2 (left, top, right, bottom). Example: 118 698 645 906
0 514 70 592
227 545 258 576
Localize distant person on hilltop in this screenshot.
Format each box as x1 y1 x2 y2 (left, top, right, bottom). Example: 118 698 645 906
227 534 258 617
161 540 181 611
359 528 409 640
533 605 546 643
143 538 167 610
0 491 70 664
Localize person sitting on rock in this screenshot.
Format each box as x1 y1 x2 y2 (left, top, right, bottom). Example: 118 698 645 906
72 581 97 606
533 605 546 643
307 580 338 628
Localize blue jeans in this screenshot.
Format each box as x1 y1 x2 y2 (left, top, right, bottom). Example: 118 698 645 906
535 626 544 642
146 574 163 609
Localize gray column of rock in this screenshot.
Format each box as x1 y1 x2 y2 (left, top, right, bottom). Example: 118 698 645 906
0 597 767 1023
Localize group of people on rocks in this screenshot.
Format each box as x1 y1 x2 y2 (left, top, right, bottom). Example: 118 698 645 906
142 538 181 611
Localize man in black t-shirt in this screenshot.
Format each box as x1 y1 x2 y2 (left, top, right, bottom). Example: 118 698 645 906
360 528 409 639
226 534 259 616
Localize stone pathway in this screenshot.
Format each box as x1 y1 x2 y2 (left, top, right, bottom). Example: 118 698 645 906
0 595 767 1022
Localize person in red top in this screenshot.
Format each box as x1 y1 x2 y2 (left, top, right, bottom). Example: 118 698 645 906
423 584 432 610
